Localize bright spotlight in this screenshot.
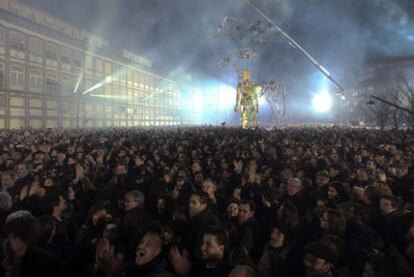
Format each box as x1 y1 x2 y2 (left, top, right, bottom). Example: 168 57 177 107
193 90 203 113
218 84 235 110
259 94 266 106
312 90 332 112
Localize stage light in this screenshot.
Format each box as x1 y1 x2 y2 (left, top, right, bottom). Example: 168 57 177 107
82 75 114 95
218 84 235 110
259 94 266 106
192 90 203 113
73 74 83 93
312 90 332 112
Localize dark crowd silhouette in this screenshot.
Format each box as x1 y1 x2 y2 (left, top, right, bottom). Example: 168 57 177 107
0 126 413 276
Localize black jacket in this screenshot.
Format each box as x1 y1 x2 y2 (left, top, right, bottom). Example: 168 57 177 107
123 254 170 277
186 208 219 261
0 247 60 277
237 218 263 261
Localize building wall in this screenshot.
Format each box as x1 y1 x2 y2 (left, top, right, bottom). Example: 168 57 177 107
359 58 414 93
0 0 183 129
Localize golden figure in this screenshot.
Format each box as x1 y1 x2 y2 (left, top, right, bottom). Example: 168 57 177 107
234 70 262 128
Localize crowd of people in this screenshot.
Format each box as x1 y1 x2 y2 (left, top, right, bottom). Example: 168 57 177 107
0 126 413 277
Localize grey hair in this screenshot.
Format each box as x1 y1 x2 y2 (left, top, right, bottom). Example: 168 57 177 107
288 177 303 189
0 191 12 211
125 190 145 206
6 210 32 224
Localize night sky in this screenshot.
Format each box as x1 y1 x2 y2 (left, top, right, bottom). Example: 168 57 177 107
19 0 414 100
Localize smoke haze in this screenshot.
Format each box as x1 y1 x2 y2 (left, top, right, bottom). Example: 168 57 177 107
20 0 414 99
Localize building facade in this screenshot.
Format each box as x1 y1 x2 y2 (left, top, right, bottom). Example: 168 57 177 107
0 0 185 129
358 56 414 98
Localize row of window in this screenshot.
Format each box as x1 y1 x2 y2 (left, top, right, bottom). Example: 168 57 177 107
2 117 182 129
0 26 83 66
0 63 180 106
0 27 170 91
0 26 179 97
5 96 180 117
0 62 61 93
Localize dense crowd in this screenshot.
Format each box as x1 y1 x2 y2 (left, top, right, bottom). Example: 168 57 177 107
0 126 413 277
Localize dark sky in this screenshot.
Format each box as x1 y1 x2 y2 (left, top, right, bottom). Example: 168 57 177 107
19 0 414 98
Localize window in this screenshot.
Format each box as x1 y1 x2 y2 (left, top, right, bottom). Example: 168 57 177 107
148 75 154 90
61 73 72 94
62 103 74 116
154 78 160 91
73 71 83 92
112 85 119 95
9 30 25 51
60 47 71 64
85 55 93 70
29 68 42 92
0 27 5 46
95 73 103 93
112 64 120 84
138 73 144 88
85 78 93 91
73 52 82 67
45 42 58 59
95 58 103 72
104 62 111 74
0 95 6 106
45 72 58 94
10 65 25 90
119 67 126 82
144 75 149 89
28 37 43 56
127 69 133 83
0 62 4 88
133 71 139 87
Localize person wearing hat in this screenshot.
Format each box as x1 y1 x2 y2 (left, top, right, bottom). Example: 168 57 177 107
2 211 59 276
258 224 295 277
303 241 338 277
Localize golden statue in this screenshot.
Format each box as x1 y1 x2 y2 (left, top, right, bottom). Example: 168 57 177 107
234 70 262 128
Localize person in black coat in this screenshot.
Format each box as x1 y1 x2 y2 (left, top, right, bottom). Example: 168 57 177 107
123 231 169 277
186 191 220 261
258 224 296 277
391 164 413 201
358 229 413 277
1 211 60 277
192 225 233 277
236 200 261 262
122 190 154 259
95 230 170 277
281 178 312 218
373 195 409 252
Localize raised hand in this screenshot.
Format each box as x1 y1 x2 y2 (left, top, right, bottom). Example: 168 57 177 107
168 246 191 276
96 238 119 277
